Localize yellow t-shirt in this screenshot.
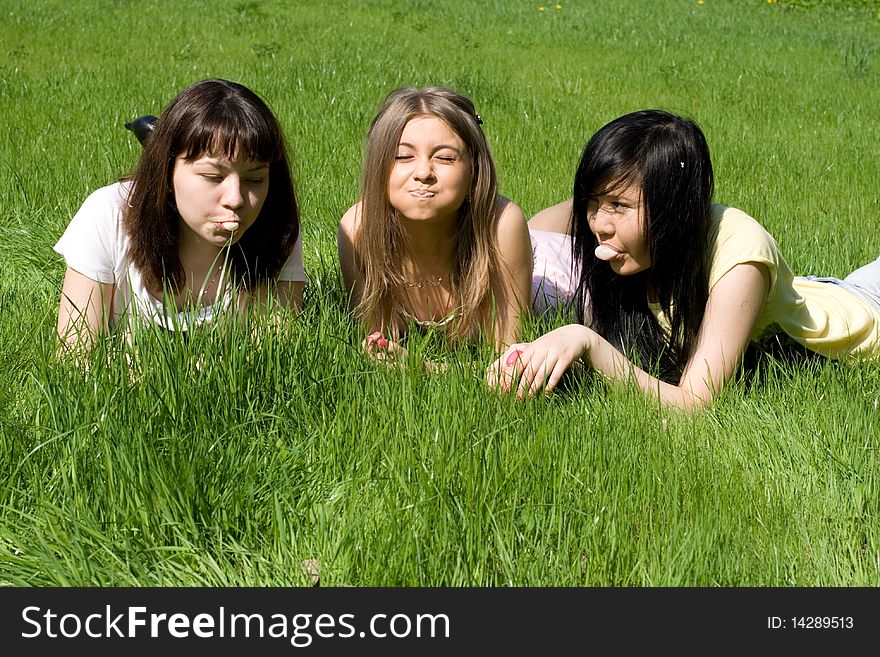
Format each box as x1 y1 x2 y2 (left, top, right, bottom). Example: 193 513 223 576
651 205 880 359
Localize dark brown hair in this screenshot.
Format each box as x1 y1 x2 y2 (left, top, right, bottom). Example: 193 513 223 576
123 78 299 292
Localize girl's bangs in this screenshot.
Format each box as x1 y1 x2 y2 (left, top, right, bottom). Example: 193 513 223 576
178 115 280 163
593 168 641 197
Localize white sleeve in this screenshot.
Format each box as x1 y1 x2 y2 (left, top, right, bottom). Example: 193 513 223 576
277 231 307 282
53 183 126 284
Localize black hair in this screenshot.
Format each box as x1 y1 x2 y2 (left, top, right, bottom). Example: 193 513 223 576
571 109 714 381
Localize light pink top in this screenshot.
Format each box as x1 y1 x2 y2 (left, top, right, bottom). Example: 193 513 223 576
530 228 580 313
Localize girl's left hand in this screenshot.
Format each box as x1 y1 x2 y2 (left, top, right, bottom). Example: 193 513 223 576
487 324 593 398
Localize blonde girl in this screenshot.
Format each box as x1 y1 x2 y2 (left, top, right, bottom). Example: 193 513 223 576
338 86 532 357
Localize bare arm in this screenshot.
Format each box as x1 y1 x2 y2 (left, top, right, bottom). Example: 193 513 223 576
491 199 533 351
527 199 573 234
56 266 114 355
490 262 770 412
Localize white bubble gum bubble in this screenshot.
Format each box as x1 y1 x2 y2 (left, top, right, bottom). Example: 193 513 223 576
594 245 618 261
221 221 240 232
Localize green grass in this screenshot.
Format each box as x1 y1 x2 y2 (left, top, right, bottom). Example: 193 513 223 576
1 0 879 585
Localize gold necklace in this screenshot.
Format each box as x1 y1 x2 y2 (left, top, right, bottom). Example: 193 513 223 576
402 274 444 289
203 266 224 291
193 265 225 305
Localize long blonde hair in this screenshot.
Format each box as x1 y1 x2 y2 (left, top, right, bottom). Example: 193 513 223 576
355 86 500 342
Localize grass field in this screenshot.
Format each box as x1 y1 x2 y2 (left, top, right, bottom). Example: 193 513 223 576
1 0 879 586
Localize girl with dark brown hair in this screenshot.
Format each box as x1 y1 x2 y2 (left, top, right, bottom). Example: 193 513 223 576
55 78 304 353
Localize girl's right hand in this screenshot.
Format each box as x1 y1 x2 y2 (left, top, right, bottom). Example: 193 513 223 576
362 331 454 372
487 324 593 398
362 331 407 363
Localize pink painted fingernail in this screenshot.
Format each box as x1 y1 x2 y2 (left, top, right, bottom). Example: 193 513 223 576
506 349 523 367
368 331 381 339
377 338 388 348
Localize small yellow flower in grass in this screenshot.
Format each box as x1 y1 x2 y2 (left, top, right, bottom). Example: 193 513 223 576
697 0 704 4
556 2 562 8
538 5 545 11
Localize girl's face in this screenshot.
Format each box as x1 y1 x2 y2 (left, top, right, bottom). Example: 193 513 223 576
387 115 471 224
172 153 270 249
587 179 651 275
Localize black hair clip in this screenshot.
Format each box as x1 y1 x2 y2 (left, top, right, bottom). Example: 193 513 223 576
475 114 483 126
124 115 158 145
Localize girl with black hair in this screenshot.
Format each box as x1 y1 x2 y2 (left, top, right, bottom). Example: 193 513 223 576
55 79 304 354
490 109 880 411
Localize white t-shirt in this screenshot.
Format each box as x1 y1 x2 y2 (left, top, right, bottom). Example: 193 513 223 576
54 181 306 331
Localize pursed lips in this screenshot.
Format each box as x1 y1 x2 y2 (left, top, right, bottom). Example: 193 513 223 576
409 189 436 198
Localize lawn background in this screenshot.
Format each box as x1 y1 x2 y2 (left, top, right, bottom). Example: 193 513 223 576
1 0 879 585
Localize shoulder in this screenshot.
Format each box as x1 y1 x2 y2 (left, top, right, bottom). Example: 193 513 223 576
494 197 531 268
337 202 363 281
82 180 130 207
62 181 132 241
707 204 782 292
711 204 770 237
709 205 780 255
75 181 130 220
527 199 573 234
496 196 526 226
338 201 363 240
495 196 529 243
55 182 131 283
277 230 307 282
